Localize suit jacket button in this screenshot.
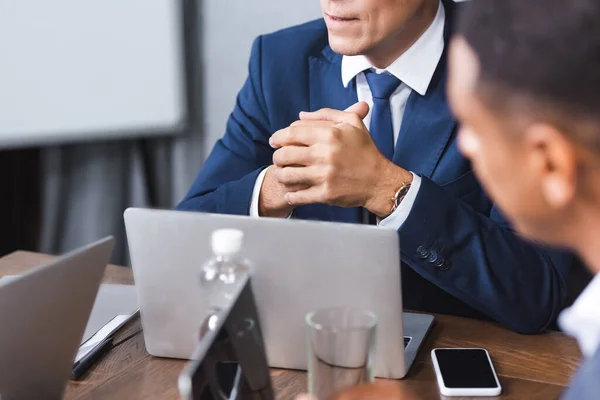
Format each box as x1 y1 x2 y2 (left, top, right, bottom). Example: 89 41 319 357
436 259 450 270
417 246 429 259
427 252 439 263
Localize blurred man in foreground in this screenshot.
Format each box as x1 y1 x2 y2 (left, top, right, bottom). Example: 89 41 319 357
451 0 600 397
300 0 600 398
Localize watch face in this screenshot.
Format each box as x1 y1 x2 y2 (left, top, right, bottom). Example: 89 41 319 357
394 184 411 207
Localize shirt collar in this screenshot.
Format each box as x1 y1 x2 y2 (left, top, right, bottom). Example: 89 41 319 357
559 273 600 358
341 0 445 96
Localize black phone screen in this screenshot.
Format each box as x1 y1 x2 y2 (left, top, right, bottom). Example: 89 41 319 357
434 349 499 389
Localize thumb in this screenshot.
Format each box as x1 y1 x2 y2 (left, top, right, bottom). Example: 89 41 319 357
344 101 370 119
298 101 370 128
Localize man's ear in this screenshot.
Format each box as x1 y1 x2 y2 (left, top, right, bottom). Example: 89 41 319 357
524 123 577 209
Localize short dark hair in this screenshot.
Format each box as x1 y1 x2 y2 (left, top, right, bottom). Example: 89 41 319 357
457 0 600 143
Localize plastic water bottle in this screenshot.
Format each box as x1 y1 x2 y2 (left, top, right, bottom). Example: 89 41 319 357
199 229 252 320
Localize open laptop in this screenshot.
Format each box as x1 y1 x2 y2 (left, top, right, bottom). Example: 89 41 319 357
125 208 434 379
0 237 114 400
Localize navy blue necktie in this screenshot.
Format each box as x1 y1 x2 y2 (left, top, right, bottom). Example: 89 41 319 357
365 71 401 160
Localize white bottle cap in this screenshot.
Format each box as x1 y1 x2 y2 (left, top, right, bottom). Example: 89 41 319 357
211 229 244 256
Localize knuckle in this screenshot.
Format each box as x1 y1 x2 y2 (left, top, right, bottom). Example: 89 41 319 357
329 127 341 141
323 148 336 164
338 122 352 131
322 165 336 181
321 183 334 201
323 145 341 165
290 120 302 128
330 143 341 157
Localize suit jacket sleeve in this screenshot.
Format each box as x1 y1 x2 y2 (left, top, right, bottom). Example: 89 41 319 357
399 176 571 334
177 36 272 214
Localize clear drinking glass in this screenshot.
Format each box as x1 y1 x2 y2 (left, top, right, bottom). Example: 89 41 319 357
306 306 377 399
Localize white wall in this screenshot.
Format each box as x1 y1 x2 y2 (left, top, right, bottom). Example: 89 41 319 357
200 0 322 157
0 0 186 148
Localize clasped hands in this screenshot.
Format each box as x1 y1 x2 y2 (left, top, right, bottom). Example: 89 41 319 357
259 102 413 218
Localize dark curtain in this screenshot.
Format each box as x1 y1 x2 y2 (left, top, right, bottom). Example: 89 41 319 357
0 148 41 256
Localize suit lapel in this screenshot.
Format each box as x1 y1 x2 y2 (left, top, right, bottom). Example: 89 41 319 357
391 68 457 178
308 46 358 112
392 0 458 178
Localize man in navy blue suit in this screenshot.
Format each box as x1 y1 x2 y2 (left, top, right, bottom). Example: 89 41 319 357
178 0 572 333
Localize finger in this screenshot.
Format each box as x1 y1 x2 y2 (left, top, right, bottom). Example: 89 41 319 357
275 166 319 186
282 182 310 192
344 101 370 118
289 120 335 128
271 166 311 191
272 146 315 167
270 126 331 148
284 186 323 206
299 102 370 127
299 102 370 120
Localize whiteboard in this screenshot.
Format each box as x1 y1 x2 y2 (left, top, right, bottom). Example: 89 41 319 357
0 0 187 148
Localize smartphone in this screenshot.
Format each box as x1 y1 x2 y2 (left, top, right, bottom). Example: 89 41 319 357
431 348 502 397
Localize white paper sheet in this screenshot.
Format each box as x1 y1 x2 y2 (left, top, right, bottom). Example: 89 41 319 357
0 275 139 346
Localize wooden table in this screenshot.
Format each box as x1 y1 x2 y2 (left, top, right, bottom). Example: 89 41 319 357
0 251 583 400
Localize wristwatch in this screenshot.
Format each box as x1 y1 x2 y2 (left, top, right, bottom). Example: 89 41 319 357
390 183 412 214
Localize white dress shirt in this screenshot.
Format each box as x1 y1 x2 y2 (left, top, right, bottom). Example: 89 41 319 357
559 273 600 358
250 1 445 228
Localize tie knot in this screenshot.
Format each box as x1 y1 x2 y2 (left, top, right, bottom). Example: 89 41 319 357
365 71 401 100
